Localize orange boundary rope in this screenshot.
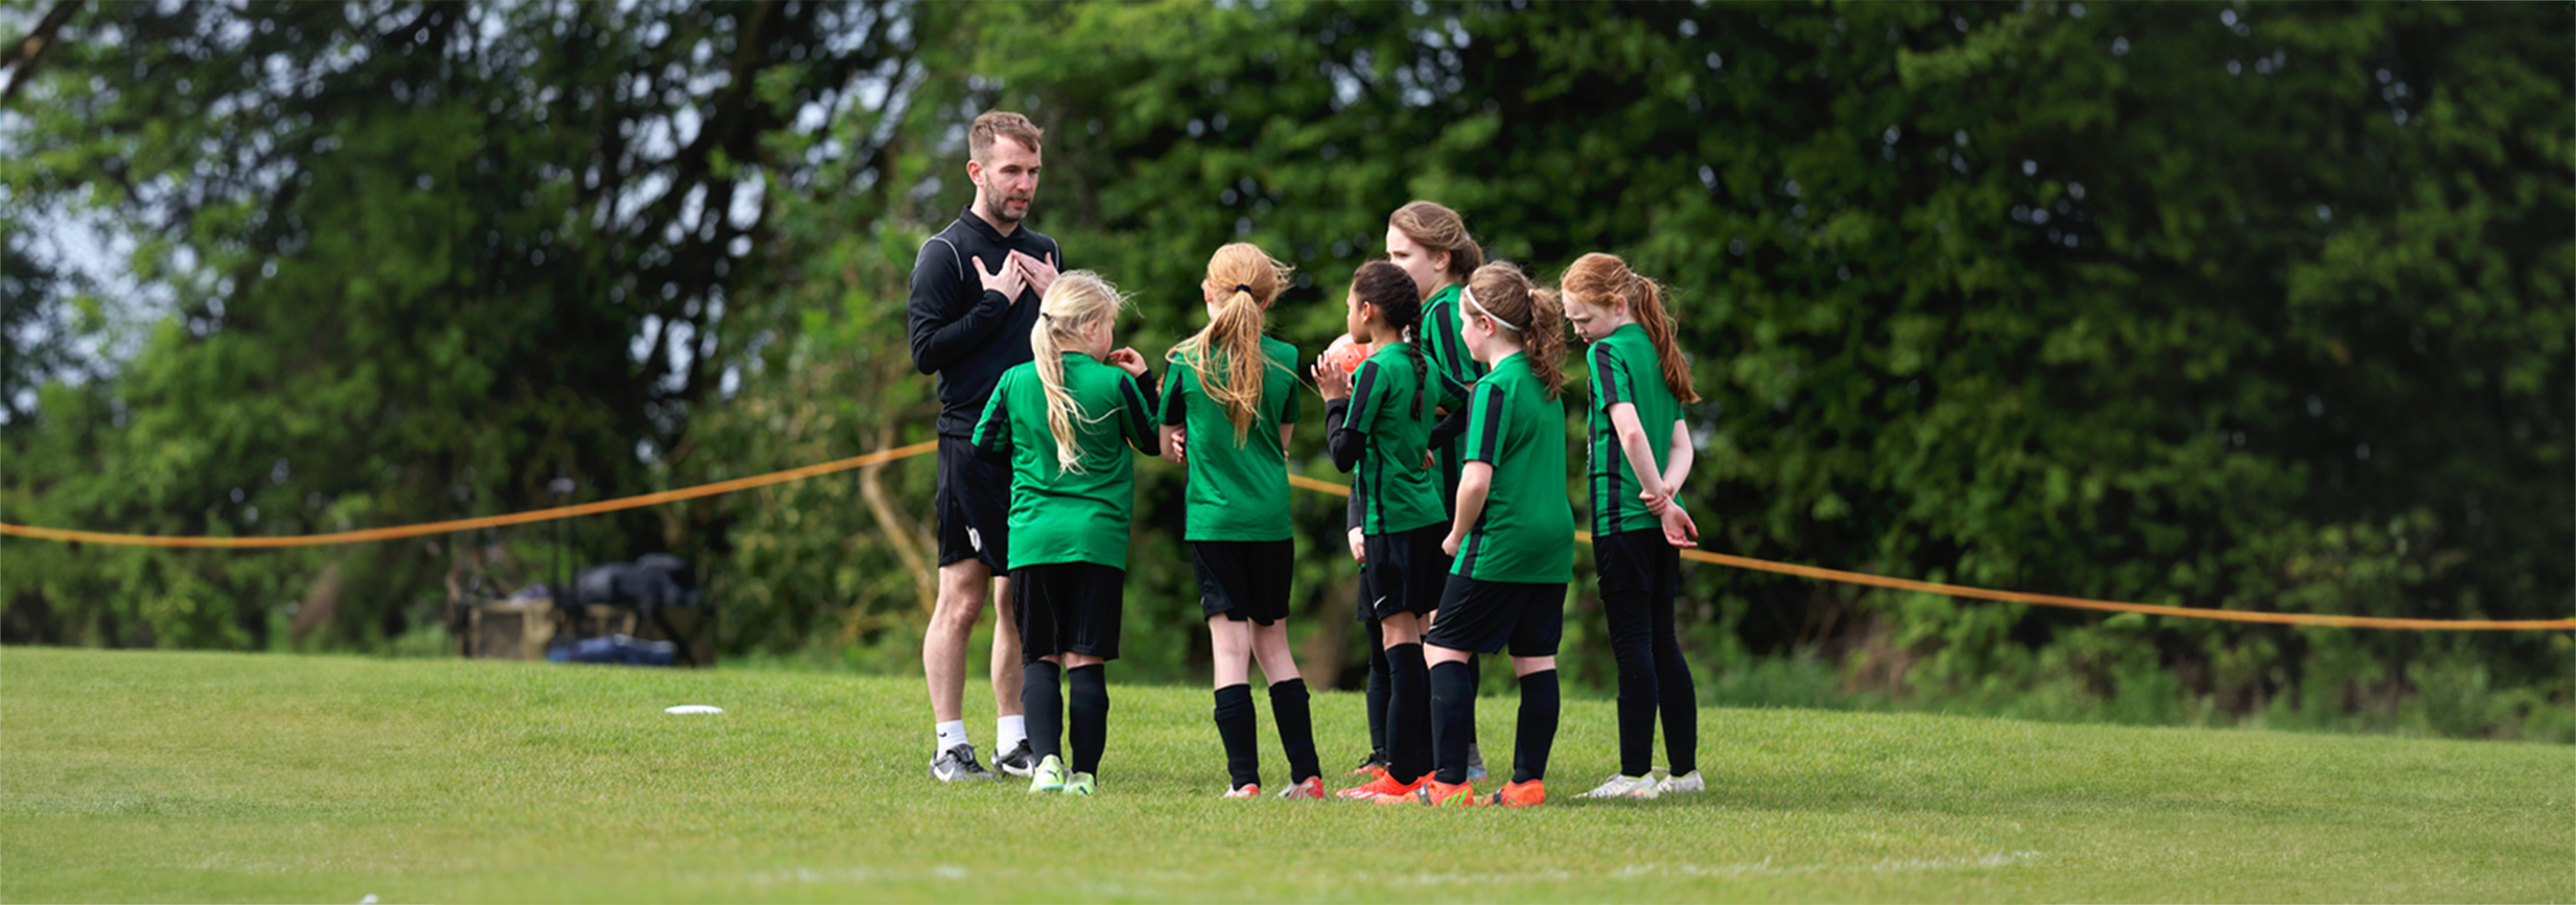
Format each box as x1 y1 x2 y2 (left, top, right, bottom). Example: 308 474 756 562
1286 476 2568 630
0 441 938 549
9 444 2569 631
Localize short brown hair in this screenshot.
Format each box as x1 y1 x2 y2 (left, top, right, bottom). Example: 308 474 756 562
970 111 1044 162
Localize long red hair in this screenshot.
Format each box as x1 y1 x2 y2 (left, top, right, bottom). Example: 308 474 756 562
1561 253 1700 403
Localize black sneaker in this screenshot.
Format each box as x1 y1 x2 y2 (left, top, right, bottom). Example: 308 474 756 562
930 743 996 782
993 739 1038 778
1347 748 1391 776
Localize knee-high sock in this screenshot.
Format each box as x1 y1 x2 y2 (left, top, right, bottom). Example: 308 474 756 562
1213 683 1260 789
1268 678 1321 784
1512 669 1560 784
1385 642 1431 784
1603 587 1660 777
1067 664 1110 775
1651 594 1699 775
1364 618 1391 756
1429 661 1477 785
1022 660 1064 762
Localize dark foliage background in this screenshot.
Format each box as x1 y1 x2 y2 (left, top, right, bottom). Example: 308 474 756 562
4 1 2566 739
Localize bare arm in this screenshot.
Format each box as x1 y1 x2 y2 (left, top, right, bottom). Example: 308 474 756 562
1660 418 1695 499
1607 402 1670 503
1441 461 1495 557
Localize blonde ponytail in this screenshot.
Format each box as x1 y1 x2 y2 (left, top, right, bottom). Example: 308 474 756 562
1168 243 1291 444
1030 270 1129 474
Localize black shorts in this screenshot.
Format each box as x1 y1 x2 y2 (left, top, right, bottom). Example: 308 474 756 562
1426 575 1566 657
1593 527 1682 601
1361 524 1451 622
1193 540 1294 625
1012 562 1124 662
936 435 1010 572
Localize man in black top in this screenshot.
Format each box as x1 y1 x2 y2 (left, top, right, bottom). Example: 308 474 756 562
908 110 1063 782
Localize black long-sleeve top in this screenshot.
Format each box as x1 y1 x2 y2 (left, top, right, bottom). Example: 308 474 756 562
908 207 1064 438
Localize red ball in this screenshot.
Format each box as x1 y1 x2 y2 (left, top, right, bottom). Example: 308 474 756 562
1321 333 1375 375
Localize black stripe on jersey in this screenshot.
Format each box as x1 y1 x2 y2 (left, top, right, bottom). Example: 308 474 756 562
1591 345 1629 406
1349 359 1383 428
1120 373 1161 455
974 388 1013 463
1365 433 1387 534
1469 384 1506 464
1594 440 1622 538
1158 365 1187 426
1436 370 1473 411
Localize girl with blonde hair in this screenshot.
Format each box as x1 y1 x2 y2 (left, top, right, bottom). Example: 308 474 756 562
1158 244 1325 800
970 270 1161 796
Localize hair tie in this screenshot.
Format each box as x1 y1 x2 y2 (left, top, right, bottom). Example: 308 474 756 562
1041 311 1053 321
1461 285 1522 333
1233 284 1252 296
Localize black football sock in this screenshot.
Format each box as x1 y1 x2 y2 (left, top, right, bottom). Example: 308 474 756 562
1512 669 1561 784
1429 660 1477 785
1213 683 1260 789
1068 664 1110 775
1386 642 1431 784
1268 678 1321 784
1022 660 1064 762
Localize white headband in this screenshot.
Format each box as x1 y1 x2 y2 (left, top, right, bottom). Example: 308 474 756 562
1460 285 1522 333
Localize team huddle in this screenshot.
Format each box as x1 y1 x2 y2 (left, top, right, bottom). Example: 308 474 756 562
908 113 1703 807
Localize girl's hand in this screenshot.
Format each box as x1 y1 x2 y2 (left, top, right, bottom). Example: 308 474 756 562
1658 505 1700 550
1440 532 1463 558
1347 527 1366 563
1105 347 1148 376
1312 362 1352 402
1640 488 1674 515
1161 427 1187 465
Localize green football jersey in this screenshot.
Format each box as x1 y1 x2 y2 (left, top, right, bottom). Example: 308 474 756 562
1452 352 1576 584
1586 322 1688 537
1416 283 1486 511
972 353 1159 570
1159 335 1303 542
1341 341 1451 535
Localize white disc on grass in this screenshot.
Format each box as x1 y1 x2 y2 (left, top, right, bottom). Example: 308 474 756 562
665 704 724 715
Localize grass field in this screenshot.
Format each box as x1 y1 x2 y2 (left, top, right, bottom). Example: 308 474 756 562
3 648 2569 903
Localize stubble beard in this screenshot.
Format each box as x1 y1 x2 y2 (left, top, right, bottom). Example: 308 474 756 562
976 178 1030 227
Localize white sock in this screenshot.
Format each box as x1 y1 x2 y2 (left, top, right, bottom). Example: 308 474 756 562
997 715 1027 752
936 720 969 752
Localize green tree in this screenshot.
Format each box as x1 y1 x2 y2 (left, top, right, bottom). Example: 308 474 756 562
1 0 921 647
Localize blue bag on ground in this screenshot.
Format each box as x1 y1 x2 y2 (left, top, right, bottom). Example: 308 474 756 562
547 634 677 666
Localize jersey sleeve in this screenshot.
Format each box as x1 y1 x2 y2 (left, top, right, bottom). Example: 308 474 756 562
1121 370 1163 455
1158 361 1191 427
1463 381 1507 466
971 375 1013 464
1328 359 1384 472
1589 344 1632 407
1346 358 1386 431
1423 299 1480 393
